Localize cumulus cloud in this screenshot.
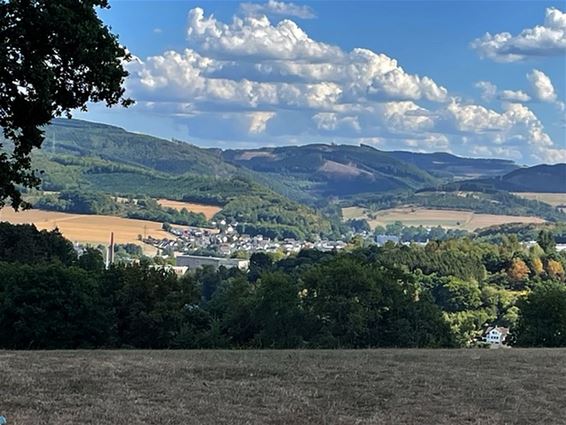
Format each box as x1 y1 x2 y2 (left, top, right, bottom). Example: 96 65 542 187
187 8 339 61
475 81 531 103
527 69 565 111
475 81 497 102
122 6 562 163
240 0 316 19
471 7 566 62
499 90 532 103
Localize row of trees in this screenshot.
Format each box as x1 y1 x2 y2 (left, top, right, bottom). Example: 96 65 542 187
1 223 566 349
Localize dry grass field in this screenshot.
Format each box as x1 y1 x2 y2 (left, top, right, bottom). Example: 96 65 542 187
156 199 222 219
342 206 546 231
512 192 566 207
1 349 566 425
0 209 171 255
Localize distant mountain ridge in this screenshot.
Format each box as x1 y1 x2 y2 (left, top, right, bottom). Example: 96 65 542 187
21 118 562 235
221 144 521 198
42 119 561 202
439 164 566 193
221 144 438 198
387 150 518 179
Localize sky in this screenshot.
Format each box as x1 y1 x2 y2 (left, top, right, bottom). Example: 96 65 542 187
77 0 566 164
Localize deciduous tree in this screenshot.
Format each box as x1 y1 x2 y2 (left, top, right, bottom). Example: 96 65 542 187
0 0 132 209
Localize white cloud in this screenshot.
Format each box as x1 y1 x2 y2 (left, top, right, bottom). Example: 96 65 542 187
441 100 564 162
528 69 557 102
187 8 339 61
475 81 531 103
475 81 497 102
240 0 316 19
471 7 566 62
122 6 562 163
499 90 531 103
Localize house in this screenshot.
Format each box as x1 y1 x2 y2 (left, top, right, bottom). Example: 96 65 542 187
483 326 509 346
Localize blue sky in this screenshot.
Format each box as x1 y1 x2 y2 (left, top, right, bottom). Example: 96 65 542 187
78 1 566 164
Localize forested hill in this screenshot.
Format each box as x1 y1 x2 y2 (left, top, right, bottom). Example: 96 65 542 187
45 118 236 177
32 119 333 240
43 119 528 202
388 150 518 179
222 144 439 198
440 164 566 193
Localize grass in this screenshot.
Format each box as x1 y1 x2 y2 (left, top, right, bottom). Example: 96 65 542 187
1 349 566 424
342 206 546 231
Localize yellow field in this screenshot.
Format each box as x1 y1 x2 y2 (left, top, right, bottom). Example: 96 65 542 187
0 209 174 255
342 206 545 231
156 199 221 219
512 192 566 207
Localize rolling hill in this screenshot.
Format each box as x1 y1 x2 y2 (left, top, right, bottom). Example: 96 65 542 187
16 118 561 235
222 144 440 198
439 164 566 193
388 150 518 179
30 120 334 239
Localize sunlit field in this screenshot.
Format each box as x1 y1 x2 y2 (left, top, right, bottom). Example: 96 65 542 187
342 206 546 231
0 208 171 254
156 199 222 219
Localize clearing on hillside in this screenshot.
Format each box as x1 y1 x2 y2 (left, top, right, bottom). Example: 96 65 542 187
342 206 546 231
0 209 174 255
156 199 222 219
1 349 565 425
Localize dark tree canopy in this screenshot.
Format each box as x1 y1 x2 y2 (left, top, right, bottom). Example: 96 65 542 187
0 0 132 209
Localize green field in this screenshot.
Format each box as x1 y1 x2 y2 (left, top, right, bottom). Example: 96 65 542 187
2 349 566 424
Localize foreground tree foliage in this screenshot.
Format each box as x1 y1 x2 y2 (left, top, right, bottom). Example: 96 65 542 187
0 223 565 349
513 281 566 347
0 0 131 209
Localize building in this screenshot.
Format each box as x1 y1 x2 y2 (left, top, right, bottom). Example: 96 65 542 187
175 254 249 271
375 234 400 246
483 326 509 347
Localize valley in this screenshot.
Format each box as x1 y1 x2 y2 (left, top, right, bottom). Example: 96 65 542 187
9 118 563 246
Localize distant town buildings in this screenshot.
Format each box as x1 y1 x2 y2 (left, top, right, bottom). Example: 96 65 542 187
175 254 249 271
141 223 350 261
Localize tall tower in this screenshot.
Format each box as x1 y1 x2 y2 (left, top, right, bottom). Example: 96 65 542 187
108 232 115 266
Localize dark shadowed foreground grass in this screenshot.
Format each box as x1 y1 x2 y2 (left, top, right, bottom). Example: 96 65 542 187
1 349 566 424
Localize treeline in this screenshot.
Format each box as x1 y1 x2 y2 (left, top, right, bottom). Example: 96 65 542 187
1 223 566 349
0 223 452 349
33 191 208 227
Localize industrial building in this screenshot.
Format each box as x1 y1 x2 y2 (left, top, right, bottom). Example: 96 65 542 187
175 254 249 271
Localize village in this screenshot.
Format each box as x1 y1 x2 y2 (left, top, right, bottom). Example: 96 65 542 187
142 220 350 262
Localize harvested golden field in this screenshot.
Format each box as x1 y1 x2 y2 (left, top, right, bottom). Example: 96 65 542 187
342 206 545 231
0 209 170 254
513 192 566 207
156 199 222 219
1 349 566 425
